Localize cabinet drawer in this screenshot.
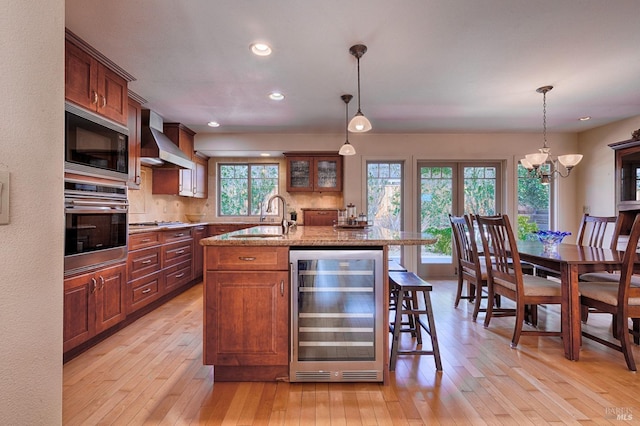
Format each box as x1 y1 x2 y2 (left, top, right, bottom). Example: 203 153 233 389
164 240 192 267
127 246 161 281
162 228 192 244
303 209 338 226
129 232 161 250
165 260 193 292
206 246 289 271
127 271 162 313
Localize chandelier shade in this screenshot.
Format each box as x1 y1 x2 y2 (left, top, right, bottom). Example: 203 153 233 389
339 94 356 156
521 85 582 183
348 44 372 133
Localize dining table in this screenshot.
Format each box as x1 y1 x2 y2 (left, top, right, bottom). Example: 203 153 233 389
516 241 625 361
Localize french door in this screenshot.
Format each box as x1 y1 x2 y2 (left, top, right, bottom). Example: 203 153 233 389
417 161 502 277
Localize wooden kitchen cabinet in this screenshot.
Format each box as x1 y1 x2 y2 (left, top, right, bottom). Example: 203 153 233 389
162 228 193 292
65 33 132 125
207 224 255 236
127 95 144 189
609 133 640 242
303 209 338 226
63 262 126 352
204 246 289 381
284 152 342 192
152 123 196 196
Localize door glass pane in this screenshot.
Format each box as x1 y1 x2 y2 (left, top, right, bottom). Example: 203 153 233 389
419 166 453 263
463 166 497 215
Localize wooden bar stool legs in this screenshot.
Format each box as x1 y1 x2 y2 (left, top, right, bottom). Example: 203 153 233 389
389 272 442 372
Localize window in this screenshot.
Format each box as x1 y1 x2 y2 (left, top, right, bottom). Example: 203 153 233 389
218 163 279 216
367 161 403 261
517 164 550 239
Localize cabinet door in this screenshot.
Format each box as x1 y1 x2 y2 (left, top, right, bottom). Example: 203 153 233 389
193 226 206 278
94 263 126 334
313 156 342 192
303 209 338 226
205 271 289 366
63 272 96 352
286 157 313 192
127 97 142 189
65 40 98 111
193 156 208 198
97 65 128 125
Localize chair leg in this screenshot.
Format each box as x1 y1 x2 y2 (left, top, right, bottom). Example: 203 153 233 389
454 275 464 308
511 301 525 348
483 285 495 328
581 305 589 323
472 281 483 322
617 313 637 371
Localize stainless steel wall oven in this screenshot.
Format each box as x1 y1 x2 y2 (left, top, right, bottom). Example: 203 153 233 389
289 247 384 382
64 179 128 276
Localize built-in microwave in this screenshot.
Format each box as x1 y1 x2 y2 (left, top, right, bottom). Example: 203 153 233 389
65 102 129 181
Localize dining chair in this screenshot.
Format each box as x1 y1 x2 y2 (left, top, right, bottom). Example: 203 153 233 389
579 213 640 371
577 213 622 250
449 214 492 321
477 214 562 348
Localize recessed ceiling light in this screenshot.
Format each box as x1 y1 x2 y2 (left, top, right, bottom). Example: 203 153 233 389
207 121 220 127
269 92 285 101
260 153 271 157
251 43 272 56
578 116 591 121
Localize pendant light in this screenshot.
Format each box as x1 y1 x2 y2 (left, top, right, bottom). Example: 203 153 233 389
339 94 356 156
520 85 582 184
348 44 372 133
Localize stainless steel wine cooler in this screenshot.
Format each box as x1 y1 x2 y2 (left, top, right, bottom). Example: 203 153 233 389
289 247 384 382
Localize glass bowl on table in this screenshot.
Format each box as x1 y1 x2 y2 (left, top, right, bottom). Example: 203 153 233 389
533 230 571 253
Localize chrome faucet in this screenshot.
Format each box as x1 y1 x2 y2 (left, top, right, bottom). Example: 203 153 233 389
266 194 290 234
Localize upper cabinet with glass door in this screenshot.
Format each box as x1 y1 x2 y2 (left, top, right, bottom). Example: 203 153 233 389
284 152 342 192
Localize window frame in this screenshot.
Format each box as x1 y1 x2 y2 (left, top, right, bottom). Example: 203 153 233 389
217 162 279 217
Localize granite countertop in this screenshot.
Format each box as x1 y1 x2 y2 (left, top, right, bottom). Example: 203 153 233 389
200 225 437 247
128 222 208 234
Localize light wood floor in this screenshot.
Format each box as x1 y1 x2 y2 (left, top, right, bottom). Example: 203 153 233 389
63 280 640 425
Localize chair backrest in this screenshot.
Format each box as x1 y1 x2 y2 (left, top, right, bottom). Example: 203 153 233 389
476 214 525 295
577 213 621 249
616 214 640 305
449 214 482 280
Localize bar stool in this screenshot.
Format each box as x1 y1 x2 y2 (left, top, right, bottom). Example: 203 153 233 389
389 271 442 371
388 260 411 332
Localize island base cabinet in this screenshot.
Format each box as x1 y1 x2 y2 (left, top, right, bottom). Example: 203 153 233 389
204 270 289 381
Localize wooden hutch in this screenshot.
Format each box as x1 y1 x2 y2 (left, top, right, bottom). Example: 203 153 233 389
609 128 640 243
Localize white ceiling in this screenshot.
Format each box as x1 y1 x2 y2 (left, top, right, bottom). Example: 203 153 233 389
65 0 640 136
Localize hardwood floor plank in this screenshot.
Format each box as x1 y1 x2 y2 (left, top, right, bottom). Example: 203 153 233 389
63 281 640 425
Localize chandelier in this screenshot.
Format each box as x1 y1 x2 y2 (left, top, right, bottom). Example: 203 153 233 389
347 44 372 133
520 86 582 184
339 94 356 156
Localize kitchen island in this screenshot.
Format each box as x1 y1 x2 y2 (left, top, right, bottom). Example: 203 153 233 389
200 225 436 384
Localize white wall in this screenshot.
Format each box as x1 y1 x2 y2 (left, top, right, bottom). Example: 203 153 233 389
0 2 64 424
576 115 640 219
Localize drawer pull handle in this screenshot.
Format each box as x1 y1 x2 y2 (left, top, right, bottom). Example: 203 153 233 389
90 277 97 293
141 238 151 243
280 280 284 296
141 259 152 265
175 272 185 278
318 212 328 215
176 250 185 255
174 233 185 237
239 256 256 261
142 288 151 294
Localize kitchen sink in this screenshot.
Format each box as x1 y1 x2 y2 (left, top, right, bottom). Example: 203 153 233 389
229 234 285 239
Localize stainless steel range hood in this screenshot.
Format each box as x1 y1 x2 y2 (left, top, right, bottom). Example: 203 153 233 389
140 109 194 169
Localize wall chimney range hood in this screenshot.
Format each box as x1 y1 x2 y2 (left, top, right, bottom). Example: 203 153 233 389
140 109 194 169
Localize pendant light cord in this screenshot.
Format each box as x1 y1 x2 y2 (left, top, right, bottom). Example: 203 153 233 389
356 56 362 113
